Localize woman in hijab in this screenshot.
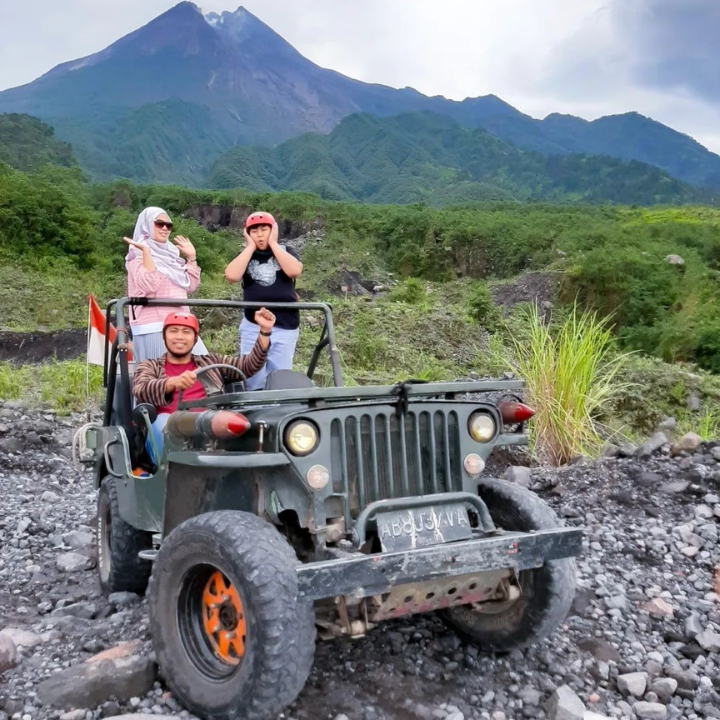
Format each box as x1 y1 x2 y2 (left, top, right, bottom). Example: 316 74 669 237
123 207 207 361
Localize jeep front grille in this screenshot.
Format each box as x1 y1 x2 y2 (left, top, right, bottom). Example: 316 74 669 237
330 408 462 512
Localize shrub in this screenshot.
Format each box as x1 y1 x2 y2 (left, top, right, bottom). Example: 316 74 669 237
506 304 631 465
695 322 720 374
467 281 499 327
388 278 427 304
0 166 97 267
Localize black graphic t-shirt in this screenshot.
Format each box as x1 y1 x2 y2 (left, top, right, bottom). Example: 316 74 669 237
241 246 300 330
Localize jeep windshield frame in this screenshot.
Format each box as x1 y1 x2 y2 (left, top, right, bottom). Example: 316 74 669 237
102 297 342 428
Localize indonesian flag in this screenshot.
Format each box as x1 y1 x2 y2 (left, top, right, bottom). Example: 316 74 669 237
87 296 133 365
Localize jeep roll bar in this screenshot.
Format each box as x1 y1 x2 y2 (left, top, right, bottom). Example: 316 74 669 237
102 298 343 426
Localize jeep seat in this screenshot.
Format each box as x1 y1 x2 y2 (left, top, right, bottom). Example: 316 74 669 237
264 369 315 391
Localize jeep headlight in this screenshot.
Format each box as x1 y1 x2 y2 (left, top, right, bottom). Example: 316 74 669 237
284 420 319 456
468 412 496 443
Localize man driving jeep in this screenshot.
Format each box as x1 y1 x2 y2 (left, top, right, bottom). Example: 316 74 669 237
133 308 276 461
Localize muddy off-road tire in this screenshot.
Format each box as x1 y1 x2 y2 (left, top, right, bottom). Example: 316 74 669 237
148 510 316 720
440 478 577 652
97 476 153 594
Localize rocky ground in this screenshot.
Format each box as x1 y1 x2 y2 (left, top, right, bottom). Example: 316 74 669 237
1 403 719 720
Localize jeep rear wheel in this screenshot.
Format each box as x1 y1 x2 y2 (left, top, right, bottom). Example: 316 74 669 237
97 476 153 594
440 478 576 652
148 510 316 720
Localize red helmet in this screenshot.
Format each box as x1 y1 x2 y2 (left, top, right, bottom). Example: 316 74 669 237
163 311 199 334
245 211 275 230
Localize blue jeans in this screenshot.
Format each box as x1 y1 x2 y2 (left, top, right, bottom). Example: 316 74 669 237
147 413 170 465
239 317 300 390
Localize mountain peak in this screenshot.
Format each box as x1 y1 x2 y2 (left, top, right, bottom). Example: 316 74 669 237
204 6 266 33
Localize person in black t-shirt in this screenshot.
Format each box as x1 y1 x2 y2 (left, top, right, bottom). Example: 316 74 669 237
224 211 304 390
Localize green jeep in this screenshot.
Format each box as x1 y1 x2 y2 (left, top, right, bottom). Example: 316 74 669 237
79 297 581 720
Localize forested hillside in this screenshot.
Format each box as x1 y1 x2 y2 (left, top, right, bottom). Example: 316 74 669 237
209 112 709 206
0 113 75 171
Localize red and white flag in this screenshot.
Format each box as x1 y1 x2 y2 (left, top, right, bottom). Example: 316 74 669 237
87 296 133 365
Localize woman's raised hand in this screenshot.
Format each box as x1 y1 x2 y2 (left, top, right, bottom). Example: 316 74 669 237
123 237 148 252
173 235 196 262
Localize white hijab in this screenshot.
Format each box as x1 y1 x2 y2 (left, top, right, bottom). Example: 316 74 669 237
125 206 191 289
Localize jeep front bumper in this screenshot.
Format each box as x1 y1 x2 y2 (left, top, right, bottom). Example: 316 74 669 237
296 527 583 601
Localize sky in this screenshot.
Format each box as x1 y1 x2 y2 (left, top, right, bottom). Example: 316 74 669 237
1 0 719 153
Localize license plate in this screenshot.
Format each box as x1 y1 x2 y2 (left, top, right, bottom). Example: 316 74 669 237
376 503 473 552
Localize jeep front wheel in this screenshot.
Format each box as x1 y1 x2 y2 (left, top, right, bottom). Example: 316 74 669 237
148 510 316 720
440 478 577 652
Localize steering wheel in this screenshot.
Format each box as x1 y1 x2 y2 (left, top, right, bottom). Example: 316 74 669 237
177 363 249 407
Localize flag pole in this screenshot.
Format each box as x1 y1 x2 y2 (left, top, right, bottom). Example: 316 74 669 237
85 295 92 418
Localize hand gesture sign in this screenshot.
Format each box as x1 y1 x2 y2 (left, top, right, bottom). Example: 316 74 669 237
173 235 196 261
122 237 148 253
254 307 276 333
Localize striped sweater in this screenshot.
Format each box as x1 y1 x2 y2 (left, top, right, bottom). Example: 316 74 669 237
133 342 268 407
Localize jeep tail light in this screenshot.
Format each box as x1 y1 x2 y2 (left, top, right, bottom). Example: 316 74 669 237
498 401 535 424
209 411 251 439
167 410 251 439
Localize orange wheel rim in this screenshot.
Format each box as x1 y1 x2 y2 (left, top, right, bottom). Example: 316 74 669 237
202 571 246 665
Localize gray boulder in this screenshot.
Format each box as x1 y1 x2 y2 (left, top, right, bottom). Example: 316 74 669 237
56 552 89 573
650 677 677 702
61 530 94 551
637 432 668 458
0 436 23 453
671 432 703 456
657 417 677 432
685 612 704 639
38 654 156 708
617 671 647 698
502 466 532 487
696 629 720 653
108 592 141 608
51 602 97 620
633 702 667 720
617 442 638 458
544 685 585 720
0 634 18 673
0 627 49 649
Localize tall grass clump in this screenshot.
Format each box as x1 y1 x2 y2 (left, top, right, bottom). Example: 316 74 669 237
0 363 25 400
507 304 631 465
677 406 720 442
38 361 104 414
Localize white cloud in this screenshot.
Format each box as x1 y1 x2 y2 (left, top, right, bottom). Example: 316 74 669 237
536 0 720 152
